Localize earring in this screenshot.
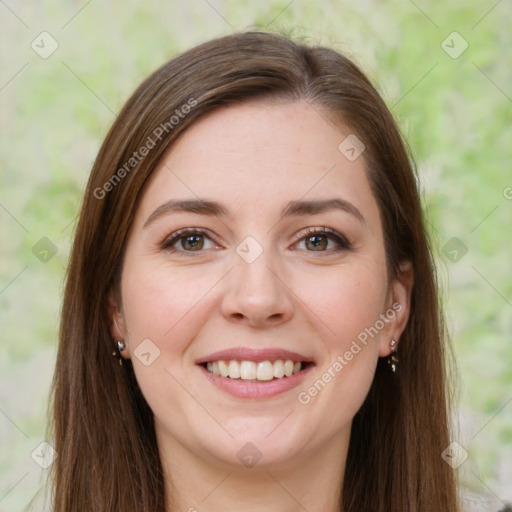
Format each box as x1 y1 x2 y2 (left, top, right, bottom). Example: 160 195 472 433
112 340 126 366
388 339 398 373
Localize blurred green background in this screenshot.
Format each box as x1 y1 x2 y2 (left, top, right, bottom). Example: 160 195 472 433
0 1 510 510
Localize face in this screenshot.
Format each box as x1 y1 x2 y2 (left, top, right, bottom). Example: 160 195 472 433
110 100 413 471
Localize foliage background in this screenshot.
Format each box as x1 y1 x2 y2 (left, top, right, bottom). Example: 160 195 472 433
0 1 510 510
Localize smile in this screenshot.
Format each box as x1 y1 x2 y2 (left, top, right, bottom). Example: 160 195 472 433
198 361 314 399
196 347 315 398
204 359 305 381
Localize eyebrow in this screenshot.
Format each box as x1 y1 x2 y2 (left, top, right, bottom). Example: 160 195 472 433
143 197 366 228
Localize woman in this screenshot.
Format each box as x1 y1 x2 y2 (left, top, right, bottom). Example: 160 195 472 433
48 31 461 511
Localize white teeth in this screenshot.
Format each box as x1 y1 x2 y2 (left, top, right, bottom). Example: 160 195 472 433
204 359 304 381
240 360 256 379
284 360 294 377
273 359 284 378
218 360 229 377
228 360 240 379
256 361 274 381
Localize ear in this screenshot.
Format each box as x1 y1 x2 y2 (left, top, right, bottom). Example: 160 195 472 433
378 260 414 357
107 288 130 359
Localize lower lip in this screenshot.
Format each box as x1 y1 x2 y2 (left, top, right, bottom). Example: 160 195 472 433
198 364 314 399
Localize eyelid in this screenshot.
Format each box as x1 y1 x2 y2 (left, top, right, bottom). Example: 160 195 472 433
292 226 346 242
160 228 219 251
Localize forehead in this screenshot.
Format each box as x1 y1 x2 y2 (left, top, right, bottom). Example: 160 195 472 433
136 100 381 232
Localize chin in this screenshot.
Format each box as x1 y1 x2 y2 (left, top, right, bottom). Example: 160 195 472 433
196 427 309 471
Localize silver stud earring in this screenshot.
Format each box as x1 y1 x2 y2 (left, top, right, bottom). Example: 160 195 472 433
388 339 398 373
112 340 126 366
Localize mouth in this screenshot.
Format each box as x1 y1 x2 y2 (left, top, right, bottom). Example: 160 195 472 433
200 359 314 382
196 347 315 399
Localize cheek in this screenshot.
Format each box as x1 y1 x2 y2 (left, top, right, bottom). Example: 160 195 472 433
119 260 215 424
121 259 219 347
300 263 387 348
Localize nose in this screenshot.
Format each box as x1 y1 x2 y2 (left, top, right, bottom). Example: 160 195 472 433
220 245 294 328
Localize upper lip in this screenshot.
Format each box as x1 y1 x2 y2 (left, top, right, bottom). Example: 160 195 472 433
195 347 314 365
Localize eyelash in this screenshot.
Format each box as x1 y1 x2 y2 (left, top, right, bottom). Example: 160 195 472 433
160 227 353 255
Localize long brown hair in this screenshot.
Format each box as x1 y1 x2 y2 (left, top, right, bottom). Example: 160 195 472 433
47 31 460 511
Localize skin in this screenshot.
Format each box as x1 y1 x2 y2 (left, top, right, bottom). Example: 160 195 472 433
109 100 414 512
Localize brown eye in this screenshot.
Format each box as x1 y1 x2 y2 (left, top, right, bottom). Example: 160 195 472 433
161 229 217 253
304 234 329 251
180 234 204 251
295 227 352 253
